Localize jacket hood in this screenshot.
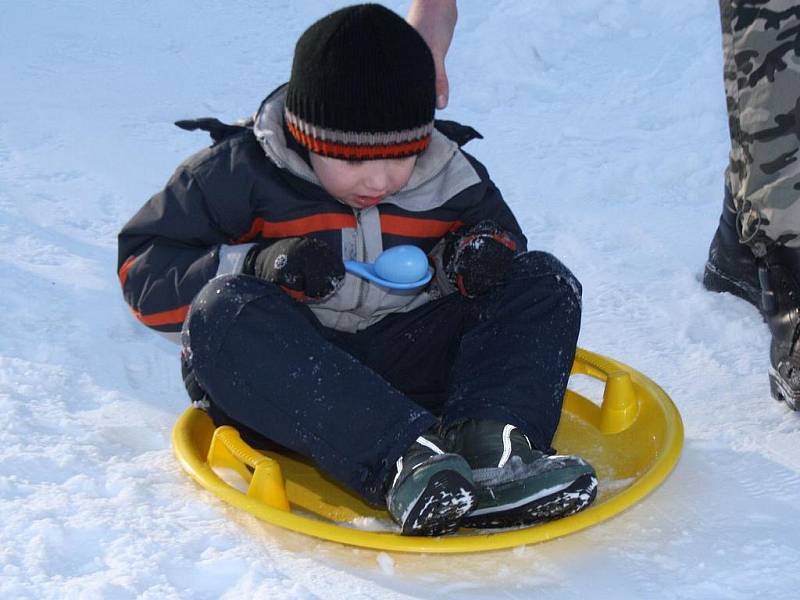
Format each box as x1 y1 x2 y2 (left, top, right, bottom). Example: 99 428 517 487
252 85 477 208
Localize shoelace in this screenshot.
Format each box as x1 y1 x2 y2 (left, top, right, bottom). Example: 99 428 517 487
497 425 533 469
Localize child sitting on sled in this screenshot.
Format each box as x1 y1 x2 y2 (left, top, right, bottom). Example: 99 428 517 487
118 3 597 535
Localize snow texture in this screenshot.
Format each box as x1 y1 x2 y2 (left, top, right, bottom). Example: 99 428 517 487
2 1 800 598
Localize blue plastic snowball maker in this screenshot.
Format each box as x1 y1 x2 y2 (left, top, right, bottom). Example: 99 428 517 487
344 245 433 289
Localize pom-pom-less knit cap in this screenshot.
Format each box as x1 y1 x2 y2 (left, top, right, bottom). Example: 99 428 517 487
284 3 436 160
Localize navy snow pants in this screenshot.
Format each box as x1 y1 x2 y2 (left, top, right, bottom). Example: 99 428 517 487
183 251 581 504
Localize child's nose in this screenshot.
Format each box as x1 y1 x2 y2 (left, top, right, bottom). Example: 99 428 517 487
364 166 390 192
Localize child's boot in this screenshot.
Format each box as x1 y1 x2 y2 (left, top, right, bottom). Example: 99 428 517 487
385 434 476 536
445 420 598 529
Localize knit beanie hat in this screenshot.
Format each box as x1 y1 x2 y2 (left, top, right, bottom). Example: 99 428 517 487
285 3 436 161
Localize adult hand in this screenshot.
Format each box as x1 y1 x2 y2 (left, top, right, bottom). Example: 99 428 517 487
406 0 457 109
244 237 345 301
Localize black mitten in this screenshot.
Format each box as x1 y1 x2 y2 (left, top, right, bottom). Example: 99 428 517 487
243 237 345 301
444 221 518 298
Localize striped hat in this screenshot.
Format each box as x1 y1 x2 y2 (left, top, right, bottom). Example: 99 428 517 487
284 4 436 161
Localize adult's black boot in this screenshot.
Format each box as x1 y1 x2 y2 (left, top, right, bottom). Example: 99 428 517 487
761 247 800 411
703 186 761 309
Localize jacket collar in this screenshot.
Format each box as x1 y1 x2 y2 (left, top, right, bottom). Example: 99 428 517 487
252 84 461 196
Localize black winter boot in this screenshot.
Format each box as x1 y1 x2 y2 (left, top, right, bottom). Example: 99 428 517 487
703 186 761 308
385 434 476 536
702 187 800 410
761 249 800 410
444 420 597 528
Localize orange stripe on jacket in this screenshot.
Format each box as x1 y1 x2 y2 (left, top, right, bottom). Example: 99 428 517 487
118 255 137 288
285 122 431 159
131 304 190 327
380 215 463 238
234 214 358 243
119 255 187 327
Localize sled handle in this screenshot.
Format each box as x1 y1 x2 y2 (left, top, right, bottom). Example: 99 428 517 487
573 351 639 434
207 425 291 511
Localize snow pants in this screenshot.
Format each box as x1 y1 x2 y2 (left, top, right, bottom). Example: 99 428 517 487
720 1 800 251
183 251 581 504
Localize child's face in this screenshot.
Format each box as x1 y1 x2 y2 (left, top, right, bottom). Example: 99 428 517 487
309 154 416 209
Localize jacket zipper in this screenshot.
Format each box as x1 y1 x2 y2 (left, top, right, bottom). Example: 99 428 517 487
353 208 370 309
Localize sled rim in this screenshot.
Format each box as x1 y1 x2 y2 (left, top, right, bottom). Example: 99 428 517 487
172 347 683 553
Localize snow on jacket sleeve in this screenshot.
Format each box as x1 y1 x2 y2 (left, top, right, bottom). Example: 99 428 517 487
117 166 250 333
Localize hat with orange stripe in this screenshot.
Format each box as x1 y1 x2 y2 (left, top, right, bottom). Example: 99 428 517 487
284 3 436 161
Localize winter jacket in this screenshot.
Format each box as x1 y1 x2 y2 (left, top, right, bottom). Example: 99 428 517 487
117 85 527 340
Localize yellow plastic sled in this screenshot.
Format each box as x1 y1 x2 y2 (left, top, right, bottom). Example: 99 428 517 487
172 347 683 554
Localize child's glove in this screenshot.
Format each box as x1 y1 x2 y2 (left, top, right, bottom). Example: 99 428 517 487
444 221 518 298
243 237 345 301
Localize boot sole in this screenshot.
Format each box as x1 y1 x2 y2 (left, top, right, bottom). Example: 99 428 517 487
462 473 598 529
703 261 761 310
401 471 476 536
768 367 800 411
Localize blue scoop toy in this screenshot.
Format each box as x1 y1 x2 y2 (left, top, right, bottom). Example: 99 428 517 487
344 245 433 289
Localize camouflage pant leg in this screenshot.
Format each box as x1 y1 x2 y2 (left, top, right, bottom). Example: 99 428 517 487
721 0 800 252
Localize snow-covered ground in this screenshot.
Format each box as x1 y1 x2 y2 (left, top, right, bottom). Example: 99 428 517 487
2 1 800 598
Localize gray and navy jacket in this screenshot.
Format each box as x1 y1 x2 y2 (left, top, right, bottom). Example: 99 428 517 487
117 86 527 340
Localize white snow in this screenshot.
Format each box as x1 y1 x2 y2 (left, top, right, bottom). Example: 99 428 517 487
2 1 800 598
